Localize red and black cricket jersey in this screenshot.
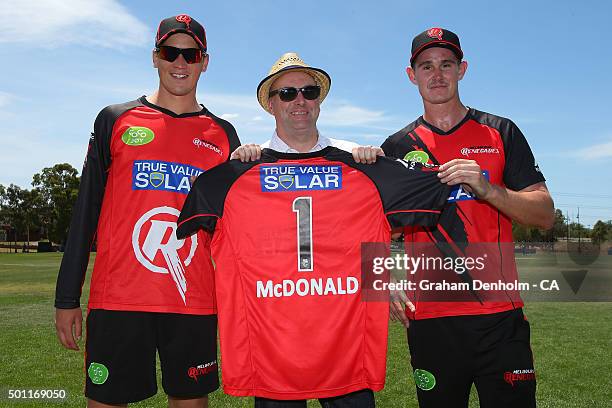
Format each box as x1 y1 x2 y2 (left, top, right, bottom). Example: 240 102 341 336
55 96 240 314
381 108 545 320
177 147 450 399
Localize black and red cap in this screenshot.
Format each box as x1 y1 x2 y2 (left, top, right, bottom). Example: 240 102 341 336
410 27 462 64
155 14 207 52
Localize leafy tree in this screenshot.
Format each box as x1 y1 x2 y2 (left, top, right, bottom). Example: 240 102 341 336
529 227 543 242
568 222 587 239
31 163 80 244
591 220 610 245
0 184 41 249
0 184 8 240
512 222 530 242
552 209 566 239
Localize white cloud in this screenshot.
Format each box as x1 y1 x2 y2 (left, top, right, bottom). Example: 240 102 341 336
320 102 387 128
203 93 260 111
220 113 239 120
0 91 15 108
576 139 612 160
0 0 149 49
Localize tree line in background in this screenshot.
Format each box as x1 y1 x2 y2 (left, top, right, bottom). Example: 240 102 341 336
0 164 611 249
0 164 79 248
512 209 612 245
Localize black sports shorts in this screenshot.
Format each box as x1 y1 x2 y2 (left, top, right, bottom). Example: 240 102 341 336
407 308 536 408
85 309 218 405
254 389 375 407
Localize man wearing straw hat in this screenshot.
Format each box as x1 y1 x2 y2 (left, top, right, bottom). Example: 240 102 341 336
232 53 412 328
232 52 383 161
232 52 380 407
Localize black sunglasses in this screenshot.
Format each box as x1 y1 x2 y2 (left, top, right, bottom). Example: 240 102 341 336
269 85 321 102
156 46 205 64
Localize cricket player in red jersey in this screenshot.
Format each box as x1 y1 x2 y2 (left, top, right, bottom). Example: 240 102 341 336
381 28 554 407
54 15 240 408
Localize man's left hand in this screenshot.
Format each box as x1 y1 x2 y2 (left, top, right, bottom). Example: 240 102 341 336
438 159 492 200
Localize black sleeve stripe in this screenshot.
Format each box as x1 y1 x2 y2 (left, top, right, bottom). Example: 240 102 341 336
55 99 142 309
205 110 241 158
470 109 545 191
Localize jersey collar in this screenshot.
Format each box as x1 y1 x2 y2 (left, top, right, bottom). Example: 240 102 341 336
418 107 474 135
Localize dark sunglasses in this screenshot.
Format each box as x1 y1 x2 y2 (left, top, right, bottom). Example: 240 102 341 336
269 85 321 102
156 46 205 64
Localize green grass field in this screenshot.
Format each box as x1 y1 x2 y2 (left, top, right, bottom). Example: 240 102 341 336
0 253 610 407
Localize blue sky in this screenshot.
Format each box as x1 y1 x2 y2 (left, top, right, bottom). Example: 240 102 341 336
0 0 610 227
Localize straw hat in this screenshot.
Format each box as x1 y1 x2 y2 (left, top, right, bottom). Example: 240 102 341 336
257 52 331 114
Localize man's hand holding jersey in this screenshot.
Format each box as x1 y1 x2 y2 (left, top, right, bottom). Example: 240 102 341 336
230 144 385 164
438 158 554 229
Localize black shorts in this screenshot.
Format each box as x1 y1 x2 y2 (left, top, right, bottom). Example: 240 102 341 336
85 309 219 405
254 389 375 408
407 308 536 408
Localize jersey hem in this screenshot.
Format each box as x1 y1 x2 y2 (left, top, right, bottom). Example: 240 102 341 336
410 302 523 320
223 381 384 399
87 302 217 315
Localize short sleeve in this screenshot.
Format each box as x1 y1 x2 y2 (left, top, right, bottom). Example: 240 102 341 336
502 121 546 191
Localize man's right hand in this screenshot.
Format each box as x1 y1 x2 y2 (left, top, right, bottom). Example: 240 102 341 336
231 144 262 162
55 308 83 351
351 146 385 164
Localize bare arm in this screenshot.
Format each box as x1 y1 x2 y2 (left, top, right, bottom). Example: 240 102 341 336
438 159 554 229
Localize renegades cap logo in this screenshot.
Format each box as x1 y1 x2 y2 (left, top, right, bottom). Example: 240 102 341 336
176 14 192 27
427 27 444 40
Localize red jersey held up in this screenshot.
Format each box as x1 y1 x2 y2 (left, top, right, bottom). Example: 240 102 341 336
177 147 450 399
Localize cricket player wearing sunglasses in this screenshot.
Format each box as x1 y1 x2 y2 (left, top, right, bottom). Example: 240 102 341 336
54 14 240 408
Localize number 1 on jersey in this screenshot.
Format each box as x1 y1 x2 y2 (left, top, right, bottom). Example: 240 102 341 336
293 197 313 271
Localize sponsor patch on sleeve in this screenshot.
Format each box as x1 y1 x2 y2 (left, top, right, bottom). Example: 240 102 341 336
260 164 342 192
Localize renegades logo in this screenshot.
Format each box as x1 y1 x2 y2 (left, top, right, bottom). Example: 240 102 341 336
132 206 198 304
187 361 218 382
176 14 192 27
503 369 536 386
427 28 444 40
